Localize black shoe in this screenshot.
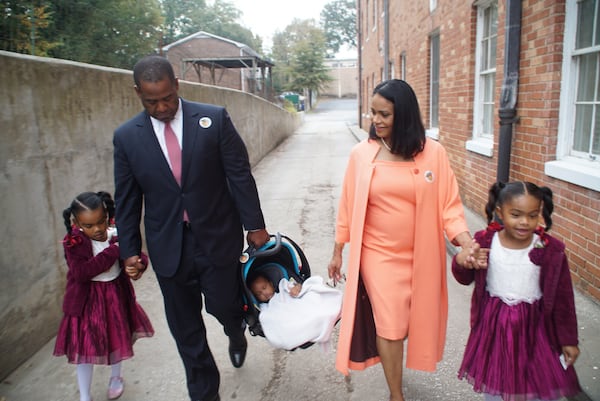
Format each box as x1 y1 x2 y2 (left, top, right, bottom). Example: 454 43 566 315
228 333 247 368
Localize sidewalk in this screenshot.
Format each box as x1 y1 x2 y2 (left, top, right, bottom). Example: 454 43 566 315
1 99 598 401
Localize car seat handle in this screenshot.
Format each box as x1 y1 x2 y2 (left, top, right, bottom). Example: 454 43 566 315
239 232 282 262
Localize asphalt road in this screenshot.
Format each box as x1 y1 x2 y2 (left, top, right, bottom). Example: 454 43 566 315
1 98 597 401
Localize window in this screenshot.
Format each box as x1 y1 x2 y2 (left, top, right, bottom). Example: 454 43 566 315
429 32 440 138
549 0 600 191
467 0 498 156
430 0 438 13
365 0 370 38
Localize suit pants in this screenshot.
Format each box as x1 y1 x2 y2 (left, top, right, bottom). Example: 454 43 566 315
155 224 245 400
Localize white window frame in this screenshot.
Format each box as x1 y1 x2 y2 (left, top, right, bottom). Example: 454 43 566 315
427 31 440 140
547 0 600 191
430 0 438 13
467 0 498 157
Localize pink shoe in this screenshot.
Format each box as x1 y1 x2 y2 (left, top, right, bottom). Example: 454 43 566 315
107 376 124 400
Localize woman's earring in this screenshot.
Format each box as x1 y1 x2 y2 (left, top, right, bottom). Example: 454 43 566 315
79 227 83 232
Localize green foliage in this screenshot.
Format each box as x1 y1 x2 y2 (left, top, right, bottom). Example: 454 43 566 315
320 0 357 55
42 0 163 69
270 19 331 106
0 0 261 69
161 0 205 45
162 0 262 54
0 1 60 56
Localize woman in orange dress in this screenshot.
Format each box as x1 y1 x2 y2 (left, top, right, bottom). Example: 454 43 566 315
328 79 485 401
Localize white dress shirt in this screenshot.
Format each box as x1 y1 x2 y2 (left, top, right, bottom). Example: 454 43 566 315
150 99 183 170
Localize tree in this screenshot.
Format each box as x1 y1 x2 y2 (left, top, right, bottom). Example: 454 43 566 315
45 0 163 69
161 0 204 46
1 0 261 71
270 19 331 108
0 1 59 56
161 0 262 54
320 0 357 56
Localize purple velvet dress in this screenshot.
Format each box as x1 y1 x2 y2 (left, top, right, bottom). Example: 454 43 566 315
458 233 581 401
54 230 154 364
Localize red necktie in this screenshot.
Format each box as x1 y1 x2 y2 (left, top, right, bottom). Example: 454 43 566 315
164 122 189 222
164 122 181 185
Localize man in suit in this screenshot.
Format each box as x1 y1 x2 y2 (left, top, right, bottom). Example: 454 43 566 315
113 55 269 401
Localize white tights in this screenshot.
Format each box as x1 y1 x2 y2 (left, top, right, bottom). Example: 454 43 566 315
484 395 552 401
76 362 122 401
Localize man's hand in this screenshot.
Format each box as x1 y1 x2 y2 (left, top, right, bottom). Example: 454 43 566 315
247 229 270 249
124 255 145 280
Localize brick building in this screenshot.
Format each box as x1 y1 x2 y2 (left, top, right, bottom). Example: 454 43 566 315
357 0 600 302
162 31 274 99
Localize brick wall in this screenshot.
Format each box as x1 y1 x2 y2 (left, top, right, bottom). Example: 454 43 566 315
166 37 246 90
357 0 600 302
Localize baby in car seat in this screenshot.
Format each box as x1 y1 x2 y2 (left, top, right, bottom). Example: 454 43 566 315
247 272 342 350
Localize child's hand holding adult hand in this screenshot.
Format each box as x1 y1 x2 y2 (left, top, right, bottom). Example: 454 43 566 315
456 239 489 270
124 255 145 280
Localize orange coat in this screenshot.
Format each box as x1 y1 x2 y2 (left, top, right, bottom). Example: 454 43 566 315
334 138 469 374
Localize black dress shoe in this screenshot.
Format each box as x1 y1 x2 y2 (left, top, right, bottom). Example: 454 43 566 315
228 333 247 368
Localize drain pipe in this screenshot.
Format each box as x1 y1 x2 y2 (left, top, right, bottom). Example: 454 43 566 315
383 0 390 80
358 1 363 128
497 0 522 183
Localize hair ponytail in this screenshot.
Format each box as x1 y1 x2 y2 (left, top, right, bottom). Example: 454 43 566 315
63 207 74 234
539 186 554 230
484 182 504 223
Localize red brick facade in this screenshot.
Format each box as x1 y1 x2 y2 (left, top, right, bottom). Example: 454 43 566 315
358 0 600 302
163 31 272 97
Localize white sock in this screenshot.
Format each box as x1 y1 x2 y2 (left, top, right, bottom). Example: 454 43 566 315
110 362 122 379
76 364 93 401
484 395 550 401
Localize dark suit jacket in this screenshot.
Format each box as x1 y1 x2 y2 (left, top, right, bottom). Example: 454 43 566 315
113 99 265 277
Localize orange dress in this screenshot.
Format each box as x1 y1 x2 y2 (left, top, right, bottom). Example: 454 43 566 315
334 138 470 374
360 160 415 340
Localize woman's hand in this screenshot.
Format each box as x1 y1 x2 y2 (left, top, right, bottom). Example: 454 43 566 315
328 242 345 284
454 234 489 270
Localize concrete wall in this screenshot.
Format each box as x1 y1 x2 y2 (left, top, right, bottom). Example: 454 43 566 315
0 50 300 380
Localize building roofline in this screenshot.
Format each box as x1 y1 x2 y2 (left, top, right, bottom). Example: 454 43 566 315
162 30 261 58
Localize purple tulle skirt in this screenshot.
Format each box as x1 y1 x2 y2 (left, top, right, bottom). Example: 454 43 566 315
458 294 581 401
53 278 154 365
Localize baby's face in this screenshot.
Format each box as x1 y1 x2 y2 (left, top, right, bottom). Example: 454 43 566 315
250 276 275 303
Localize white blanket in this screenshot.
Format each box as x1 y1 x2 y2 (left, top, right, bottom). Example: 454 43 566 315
258 276 343 350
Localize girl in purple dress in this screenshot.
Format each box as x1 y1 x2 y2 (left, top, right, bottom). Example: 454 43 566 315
53 191 154 401
453 181 581 401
